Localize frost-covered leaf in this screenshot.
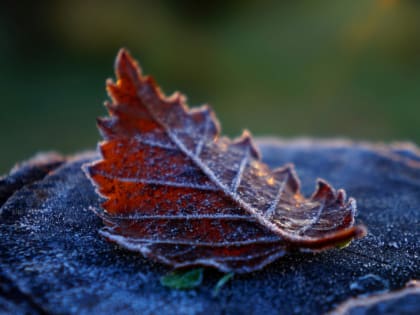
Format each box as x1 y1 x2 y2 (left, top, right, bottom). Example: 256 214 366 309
83 49 366 273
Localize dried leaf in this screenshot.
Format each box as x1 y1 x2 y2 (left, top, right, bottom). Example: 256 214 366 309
83 49 366 273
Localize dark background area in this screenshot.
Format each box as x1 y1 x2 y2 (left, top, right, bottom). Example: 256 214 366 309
0 0 419 174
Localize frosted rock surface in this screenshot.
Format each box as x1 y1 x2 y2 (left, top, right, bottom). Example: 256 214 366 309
0 139 419 315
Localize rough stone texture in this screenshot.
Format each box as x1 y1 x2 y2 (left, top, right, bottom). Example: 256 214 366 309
328 280 419 315
0 152 65 208
0 139 419 315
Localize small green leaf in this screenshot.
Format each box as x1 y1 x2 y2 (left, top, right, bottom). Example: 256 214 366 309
212 272 234 297
160 268 204 290
336 239 352 249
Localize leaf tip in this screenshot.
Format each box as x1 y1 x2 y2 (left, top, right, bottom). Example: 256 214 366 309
115 47 142 83
353 224 368 239
96 117 114 139
116 47 132 66
336 189 347 206
273 163 301 193
312 179 336 201
233 130 261 159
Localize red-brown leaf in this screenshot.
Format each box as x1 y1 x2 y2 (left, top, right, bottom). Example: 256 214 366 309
83 49 366 273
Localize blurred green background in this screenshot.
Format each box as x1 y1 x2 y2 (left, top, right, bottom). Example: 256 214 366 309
0 0 419 174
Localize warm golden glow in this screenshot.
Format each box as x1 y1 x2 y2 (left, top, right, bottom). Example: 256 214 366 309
252 161 269 177
379 0 398 8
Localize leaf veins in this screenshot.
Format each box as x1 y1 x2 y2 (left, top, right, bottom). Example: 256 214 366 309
83 49 366 273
